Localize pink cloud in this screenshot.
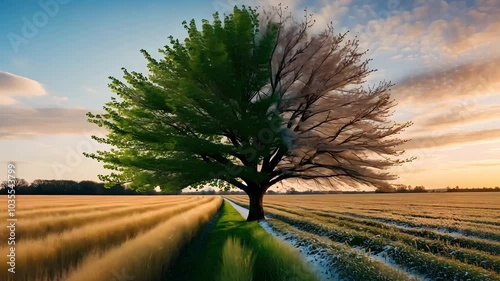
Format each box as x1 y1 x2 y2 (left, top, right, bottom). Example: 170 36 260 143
0 107 105 139
0 72 47 105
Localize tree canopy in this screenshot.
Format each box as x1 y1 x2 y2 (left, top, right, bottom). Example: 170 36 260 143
86 6 413 220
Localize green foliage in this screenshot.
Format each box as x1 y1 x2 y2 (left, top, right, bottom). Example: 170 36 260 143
86 7 282 191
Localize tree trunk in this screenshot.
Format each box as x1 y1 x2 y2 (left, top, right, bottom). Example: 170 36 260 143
246 189 265 221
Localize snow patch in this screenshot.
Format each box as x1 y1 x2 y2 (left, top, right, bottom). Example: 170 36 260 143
259 220 338 281
351 245 426 280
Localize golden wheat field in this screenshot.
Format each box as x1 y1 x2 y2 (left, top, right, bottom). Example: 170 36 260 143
0 195 222 281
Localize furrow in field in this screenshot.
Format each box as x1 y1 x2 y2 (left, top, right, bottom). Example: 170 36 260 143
401 214 500 227
307 209 500 256
242 201 500 274
263 207 500 280
4 203 131 219
8 195 186 209
9 203 89 211
63 197 222 281
260 199 500 227
1 197 191 220
348 211 500 232
236 196 500 255
328 207 500 226
246 201 500 254
307 212 500 273
269 198 500 211
8 198 143 209
17 199 192 240
401 204 500 211
0 201 88 213
344 205 500 215
262 218 419 281
238 197 500 242
227 197 500 280
15 200 165 212
241 194 500 221
12 195 172 204
0 196 215 281
318 210 500 241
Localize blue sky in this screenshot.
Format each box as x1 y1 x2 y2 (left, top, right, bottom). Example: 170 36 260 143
1 0 216 109
1 0 499 189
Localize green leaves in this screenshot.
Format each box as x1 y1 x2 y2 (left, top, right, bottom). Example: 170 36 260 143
87 6 281 192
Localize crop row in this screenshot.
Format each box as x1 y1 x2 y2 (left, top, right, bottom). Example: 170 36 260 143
0 196 216 281
64 197 222 281
252 199 500 241
263 219 418 281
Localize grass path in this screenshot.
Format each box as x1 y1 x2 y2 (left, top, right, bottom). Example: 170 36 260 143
165 199 319 281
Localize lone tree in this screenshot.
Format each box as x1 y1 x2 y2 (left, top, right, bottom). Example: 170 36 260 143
86 6 413 221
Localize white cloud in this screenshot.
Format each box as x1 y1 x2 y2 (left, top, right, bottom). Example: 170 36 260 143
0 72 47 105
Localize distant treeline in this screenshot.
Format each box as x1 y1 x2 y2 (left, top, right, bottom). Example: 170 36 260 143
1 179 498 195
446 186 500 192
376 184 429 193
0 179 169 195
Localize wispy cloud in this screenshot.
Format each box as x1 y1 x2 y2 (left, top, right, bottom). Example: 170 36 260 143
403 128 500 150
415 103 500 130
0 107 103 139
350 0 500 61
0 72 46 105
393 57 500 104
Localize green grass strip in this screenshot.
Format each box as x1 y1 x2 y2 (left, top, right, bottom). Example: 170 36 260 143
165 200 319 281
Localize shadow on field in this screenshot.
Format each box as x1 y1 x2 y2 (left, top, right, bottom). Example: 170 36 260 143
164 201 224 280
